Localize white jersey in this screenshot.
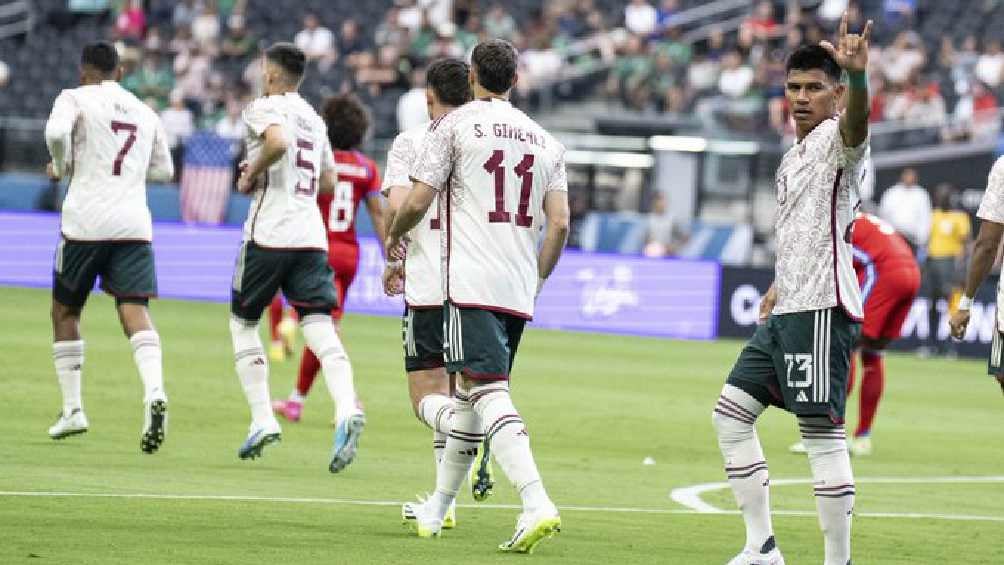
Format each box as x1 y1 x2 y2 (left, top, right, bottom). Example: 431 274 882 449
382 125 443 308
975 156 1004 330
410 98 568 319
44 80 173 241
242 93 335 250
773 116 867 320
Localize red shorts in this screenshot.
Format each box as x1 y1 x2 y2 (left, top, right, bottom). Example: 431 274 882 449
860 264 921 340
328 243 360 320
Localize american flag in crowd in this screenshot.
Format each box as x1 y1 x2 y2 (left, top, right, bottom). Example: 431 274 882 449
180 131 235 224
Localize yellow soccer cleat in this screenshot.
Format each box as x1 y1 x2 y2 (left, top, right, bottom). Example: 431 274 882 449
277 316 297 356
401 496 443 538
470 440 494 501
498 509 561 554
442 501 457 529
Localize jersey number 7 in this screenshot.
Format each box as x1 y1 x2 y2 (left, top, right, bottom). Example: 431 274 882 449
110 121 137 176
483 149 534 227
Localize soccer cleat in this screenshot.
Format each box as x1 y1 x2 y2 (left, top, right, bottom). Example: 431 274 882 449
442 501 457 529
726 537 785 565
850 436 873 457
329 412 366 473
238 420 282 460
48 408 89 440
272 399 303 423
470 439 495 501
401 495 443 538
140 399 168 454
268 341 286 362
278 316 297 356
788 441 807 454
498 506 561 554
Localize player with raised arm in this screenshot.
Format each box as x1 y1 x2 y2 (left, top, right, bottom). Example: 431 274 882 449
271 93 386 424
229 43 364 471
381 58 472 531
387 39 570 553
44 41 174 453
713 15 872 565
949 157 1004 396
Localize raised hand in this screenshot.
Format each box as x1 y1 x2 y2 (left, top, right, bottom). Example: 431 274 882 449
820 12 873 72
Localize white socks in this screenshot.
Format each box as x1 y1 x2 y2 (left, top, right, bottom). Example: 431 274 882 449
713 384 773 553
53 340 84 415
418 393 454 435
129 330 166 404
799 417 854 565
229 317 274 427
431 394 481 518
472 383 552 514
300 314 358 423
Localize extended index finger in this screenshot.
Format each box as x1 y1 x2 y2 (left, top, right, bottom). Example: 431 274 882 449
839 11 848 38
861 19 873 43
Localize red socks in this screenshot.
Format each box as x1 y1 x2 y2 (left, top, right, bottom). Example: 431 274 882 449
855 349 884 437
268 295 283 342
296 346 321 397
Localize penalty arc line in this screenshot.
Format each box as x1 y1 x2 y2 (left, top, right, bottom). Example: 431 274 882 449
669 475 1004 522
1 488 1004 522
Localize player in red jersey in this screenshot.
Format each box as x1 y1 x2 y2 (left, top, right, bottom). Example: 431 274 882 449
272 93 386 423
791 211 920 456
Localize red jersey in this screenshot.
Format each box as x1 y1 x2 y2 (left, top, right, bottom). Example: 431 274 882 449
852 213 917 292
318 149 381 247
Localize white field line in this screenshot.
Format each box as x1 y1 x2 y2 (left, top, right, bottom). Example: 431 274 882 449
2 484 1004 522
669 475 1004 519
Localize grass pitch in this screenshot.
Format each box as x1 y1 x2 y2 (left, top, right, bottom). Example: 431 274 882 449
1 286 1002 564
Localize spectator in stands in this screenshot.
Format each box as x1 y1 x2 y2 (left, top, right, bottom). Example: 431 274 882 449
643 192 679 258
884 0 916 32
174 44 212 113
173 0 197 30
718 49 754 99
169 26 195 55
923 183 971 354
397 0 424 35
656 0 680 31
625 0 658 36
295 13 337 71
397 67 428 132
817 0 849 27
375 7 406 48
113 0 146 40
144 26 165 52
976 40 1004 89
944 80 999 142
607 34 653 110
879 168 931 254
122 52 174 109
455 15 482 54
338 19 368 67
220 16 255 59
742 0 781 41
191 3 221 52
880 31 926 86
687 49 721 96
903 81 947 128
161 89 195 182
483 3 517 40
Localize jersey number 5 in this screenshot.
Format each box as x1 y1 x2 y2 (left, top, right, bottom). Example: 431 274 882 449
483 150 535 227
294 139 317 196
110 121 137 176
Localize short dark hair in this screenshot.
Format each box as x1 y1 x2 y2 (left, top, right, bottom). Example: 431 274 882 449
426 58 472 107
265 42 307 83
81 41 119 75
322 93 370 150
471 39 518 95
785 45 842 83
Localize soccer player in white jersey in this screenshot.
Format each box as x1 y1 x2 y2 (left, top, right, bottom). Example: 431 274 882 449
713 16 873 565
381 57 472 530
43 42 174 453
387 39 570 553
229 43 364 470
950 157 1004 396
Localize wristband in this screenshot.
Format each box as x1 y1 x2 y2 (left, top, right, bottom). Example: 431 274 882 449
958 295 973 311
847 70 868 90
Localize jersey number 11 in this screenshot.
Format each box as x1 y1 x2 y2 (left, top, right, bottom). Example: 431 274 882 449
483 149 535 228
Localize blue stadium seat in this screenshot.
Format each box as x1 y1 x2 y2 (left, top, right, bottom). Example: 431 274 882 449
147 184 182 222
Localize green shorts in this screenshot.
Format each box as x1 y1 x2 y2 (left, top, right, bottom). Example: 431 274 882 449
52 238 157 307
727 307 860 422
403 306 445 372
231 242 337 322
444 303 526 381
